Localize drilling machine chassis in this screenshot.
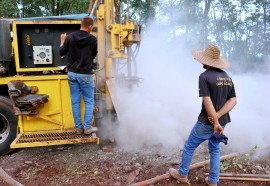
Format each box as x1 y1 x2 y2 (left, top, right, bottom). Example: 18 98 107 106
0 0 141 155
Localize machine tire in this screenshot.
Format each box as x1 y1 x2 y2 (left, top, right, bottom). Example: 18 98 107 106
0 96 18 155
0 96 13 110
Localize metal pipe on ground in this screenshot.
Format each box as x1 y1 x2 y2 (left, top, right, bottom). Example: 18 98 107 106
0 167 24 186
205 173 270 179
129 148 268 186
219 176 270 182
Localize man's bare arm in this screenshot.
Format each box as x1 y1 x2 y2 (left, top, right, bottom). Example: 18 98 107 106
203 96 224 134
60 33 67 47
216 97 237 119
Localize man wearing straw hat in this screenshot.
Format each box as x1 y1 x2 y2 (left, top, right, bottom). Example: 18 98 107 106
169 44 237 186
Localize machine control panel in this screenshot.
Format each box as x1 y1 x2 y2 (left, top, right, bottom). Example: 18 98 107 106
33 46 53 64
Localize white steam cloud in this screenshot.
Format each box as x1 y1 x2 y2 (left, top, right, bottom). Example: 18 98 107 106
114 24 270 152
227 73 270 151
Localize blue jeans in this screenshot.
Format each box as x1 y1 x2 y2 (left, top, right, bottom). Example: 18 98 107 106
68 72 94 130
179 121 224 184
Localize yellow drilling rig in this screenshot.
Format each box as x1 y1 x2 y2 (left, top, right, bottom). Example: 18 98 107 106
0 0 141 155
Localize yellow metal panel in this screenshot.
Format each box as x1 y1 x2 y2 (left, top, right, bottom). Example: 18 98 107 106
0 77 13 85
60 78 75 129
0 74 68 84
14 67 67 72
21 79 64 131
0 75 74 132
105 58 113 110
1 74 99 149
97 5 106 75
59 78 91 129
2 74 95 132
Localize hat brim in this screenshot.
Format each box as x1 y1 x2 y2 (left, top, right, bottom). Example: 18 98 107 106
192 49 230 69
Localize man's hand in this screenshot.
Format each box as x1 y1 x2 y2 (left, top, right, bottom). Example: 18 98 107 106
208 114 223 134
208 113 220 125
60 33 67 47
213 123 224 135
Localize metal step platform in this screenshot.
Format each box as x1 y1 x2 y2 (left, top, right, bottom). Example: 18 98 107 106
11 130 99 149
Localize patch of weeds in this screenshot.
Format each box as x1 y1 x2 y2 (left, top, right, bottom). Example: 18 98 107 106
220 154 251 172
220 160 231 171
67 164 78 174
252 144 259 153
220 145 259 172
24 167 38 179
232 154 251 169
251 144 260 157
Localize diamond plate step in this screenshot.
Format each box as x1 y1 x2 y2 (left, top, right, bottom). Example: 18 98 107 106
11 129 99 148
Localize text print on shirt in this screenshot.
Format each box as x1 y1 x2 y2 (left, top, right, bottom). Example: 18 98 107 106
216 77 232 86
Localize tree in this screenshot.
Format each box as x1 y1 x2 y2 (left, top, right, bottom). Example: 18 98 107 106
18 0 44 17
15 0 89 17
120 0 159 25
0 0 268 72
0 0 19 18
254 0 270 58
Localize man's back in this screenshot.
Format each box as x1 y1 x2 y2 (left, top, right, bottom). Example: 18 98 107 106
198 68 236 125
60 30 97 74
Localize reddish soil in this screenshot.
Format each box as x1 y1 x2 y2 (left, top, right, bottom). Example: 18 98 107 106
0 143 269 186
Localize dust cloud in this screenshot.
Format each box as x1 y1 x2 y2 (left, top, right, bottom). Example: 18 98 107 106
226 73 270 152
113 24 270 153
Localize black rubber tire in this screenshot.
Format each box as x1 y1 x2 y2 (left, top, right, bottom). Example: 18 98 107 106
0 95 13 110
0 96 18 155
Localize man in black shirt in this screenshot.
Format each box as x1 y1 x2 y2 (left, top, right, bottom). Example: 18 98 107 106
169 44 237 186
60 16 98 135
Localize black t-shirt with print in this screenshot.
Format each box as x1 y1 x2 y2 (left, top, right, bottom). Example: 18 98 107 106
198 68 236 125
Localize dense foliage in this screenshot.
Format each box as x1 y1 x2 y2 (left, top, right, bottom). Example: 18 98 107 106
156 0 269 72
0 0 269 72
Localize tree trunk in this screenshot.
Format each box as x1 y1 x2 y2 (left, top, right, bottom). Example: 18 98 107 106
146 0 153 24
201 0 212 45
56 0 60 15
262 0 268 57
51 0 55 15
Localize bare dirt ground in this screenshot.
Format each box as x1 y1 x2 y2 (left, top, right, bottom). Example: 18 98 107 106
0 142 270 186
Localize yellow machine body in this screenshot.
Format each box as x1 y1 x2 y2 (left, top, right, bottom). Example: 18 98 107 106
0 0 141 154
0 75 99 148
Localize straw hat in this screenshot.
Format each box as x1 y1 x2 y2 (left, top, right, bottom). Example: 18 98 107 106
192 44 230 69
